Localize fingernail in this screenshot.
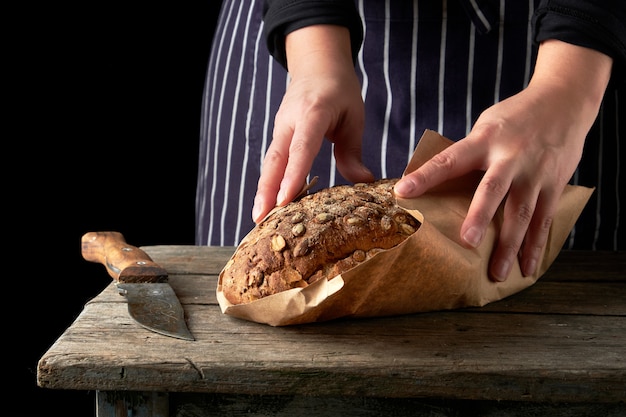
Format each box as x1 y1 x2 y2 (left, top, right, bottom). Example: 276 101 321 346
394 179 414 196
523 258 537 277
252 203 262 223
252 194 266 223
463 226 483 247
277 189 286 206
492 259 510 282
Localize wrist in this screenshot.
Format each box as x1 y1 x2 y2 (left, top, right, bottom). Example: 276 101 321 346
531 39 612 113
285 24 355 77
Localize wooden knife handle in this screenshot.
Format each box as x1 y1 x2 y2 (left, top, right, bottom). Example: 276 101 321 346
81 231 168 283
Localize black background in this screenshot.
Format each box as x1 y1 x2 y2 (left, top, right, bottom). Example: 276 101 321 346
13 3 222 415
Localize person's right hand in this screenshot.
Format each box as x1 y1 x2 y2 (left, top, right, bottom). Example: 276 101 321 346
252 24 374 223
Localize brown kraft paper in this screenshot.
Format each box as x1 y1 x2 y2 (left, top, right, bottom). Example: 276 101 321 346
216 129 594 326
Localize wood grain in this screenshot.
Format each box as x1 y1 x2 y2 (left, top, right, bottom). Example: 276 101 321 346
38 247 626 405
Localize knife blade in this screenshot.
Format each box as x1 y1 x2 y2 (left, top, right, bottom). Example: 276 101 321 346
81 231 194 341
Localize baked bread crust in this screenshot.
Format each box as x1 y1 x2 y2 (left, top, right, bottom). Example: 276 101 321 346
220 179 421 305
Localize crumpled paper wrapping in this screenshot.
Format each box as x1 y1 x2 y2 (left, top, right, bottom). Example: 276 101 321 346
216 130 594 326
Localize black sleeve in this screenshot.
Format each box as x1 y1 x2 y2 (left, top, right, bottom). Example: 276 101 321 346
263 0 364 70
533 0 626 83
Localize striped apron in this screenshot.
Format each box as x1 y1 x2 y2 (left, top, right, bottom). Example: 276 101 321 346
196 0 624 250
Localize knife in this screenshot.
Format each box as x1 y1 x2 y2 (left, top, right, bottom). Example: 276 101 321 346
81 231 194 341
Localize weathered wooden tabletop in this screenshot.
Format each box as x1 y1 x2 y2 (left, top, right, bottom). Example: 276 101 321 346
37 246 626 416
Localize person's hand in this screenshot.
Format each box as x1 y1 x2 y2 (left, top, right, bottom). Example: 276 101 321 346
394 40 613 282
252 25 374 223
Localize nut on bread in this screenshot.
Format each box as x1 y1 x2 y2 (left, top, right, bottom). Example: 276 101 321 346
220 179 421 305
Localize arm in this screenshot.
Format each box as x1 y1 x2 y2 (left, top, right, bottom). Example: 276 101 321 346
252 24 373 222
395 39 613 281
263 0 364 69
252 3 371 222
533 0 626 81
395 0 624 282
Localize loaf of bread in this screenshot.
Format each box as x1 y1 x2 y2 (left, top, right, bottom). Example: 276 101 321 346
220 179 421 305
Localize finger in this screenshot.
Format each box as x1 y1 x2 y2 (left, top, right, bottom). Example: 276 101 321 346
332 116 374 184
394 139 482 198
518 189 559 277
252 129 292 223
334 145 375 184
460 165 515 251
278 112 328 205
488 182 539 282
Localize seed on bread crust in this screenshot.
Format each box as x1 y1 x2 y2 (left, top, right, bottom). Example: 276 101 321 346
291 223 306 236
271 234 286 252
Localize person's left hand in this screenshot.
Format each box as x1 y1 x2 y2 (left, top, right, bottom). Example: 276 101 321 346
394 40 612 281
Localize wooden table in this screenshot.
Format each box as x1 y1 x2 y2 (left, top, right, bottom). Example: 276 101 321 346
37 246 626 416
